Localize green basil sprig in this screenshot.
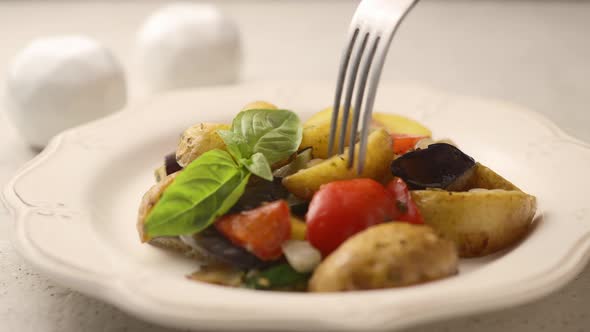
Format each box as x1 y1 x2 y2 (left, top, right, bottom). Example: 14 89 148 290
144 108 302 238
145 149 250 238
218 109 303 181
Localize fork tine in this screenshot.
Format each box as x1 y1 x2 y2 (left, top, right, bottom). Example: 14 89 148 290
347 35 381 169
337 32 369 155
356 0 419 174
357 43 389 174
328 29 359 157
332 0 419 169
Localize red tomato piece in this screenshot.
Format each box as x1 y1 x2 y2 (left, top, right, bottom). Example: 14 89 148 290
386 177 424 225
391 133 427 155
215 200 291 261
306 179 395 257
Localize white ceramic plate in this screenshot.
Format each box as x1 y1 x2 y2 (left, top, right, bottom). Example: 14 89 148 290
4 81 590 331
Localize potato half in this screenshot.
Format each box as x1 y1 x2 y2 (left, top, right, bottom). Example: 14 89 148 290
411 163 537 257
241 100 278 111
299 108 431 159
137 172 178 242
176 123 230 167
299 107 352 159
372 112 432 137
309 223 458 292
283 128 393 200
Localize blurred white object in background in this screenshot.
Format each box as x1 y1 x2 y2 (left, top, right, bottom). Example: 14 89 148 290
135 3 241 93
4 36 127 149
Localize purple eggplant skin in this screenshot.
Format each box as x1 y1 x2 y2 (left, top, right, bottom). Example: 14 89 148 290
391 143 476 190
165 152 183 175
191 228 274 270
228 178 290 214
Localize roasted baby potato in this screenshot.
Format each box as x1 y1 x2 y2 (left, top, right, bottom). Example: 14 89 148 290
411 163 537 257
283 128 394 199
372 112 432 137
176 123 230 167
299 107 352 159
458 163 520 191
137 172 178 242
309 223 458 292
153 165 167 182
299 108 432 159
241 100 278 111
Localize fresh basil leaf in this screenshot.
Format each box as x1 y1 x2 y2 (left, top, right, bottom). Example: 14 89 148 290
218 129 272 180
217 166 252 212
217 130 251 160
144 149 250 238
240 152 272 181
232 109 302 165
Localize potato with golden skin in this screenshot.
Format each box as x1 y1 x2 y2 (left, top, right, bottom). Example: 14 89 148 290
309 223 458 292
299 108 432 159
411 163 537 257
372 112 432 137
137 172 178 242
283 128 394 200
459 163 520 191
299 107 352 159
176 102 279 169
176 123 230 167
241 100 278 111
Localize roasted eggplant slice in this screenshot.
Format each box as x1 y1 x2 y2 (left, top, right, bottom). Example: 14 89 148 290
229 178 290 214
164 151 183 175
286 195 309 218
154 152 183 182
391 143 476 190
181 228 271 270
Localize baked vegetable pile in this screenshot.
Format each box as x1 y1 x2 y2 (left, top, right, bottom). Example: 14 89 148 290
137 101 537 292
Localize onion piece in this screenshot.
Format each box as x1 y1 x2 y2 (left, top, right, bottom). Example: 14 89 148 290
273 148 313 178
281 240 322 273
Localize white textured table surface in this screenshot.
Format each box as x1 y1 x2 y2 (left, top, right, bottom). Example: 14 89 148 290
1 1 589 331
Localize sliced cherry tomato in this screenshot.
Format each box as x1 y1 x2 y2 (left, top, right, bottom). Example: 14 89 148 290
386 177 424 224
391 133 427 155
215 200 291 261
306 179 394 257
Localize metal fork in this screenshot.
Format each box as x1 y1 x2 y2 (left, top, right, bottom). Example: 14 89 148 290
327 0 419 173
